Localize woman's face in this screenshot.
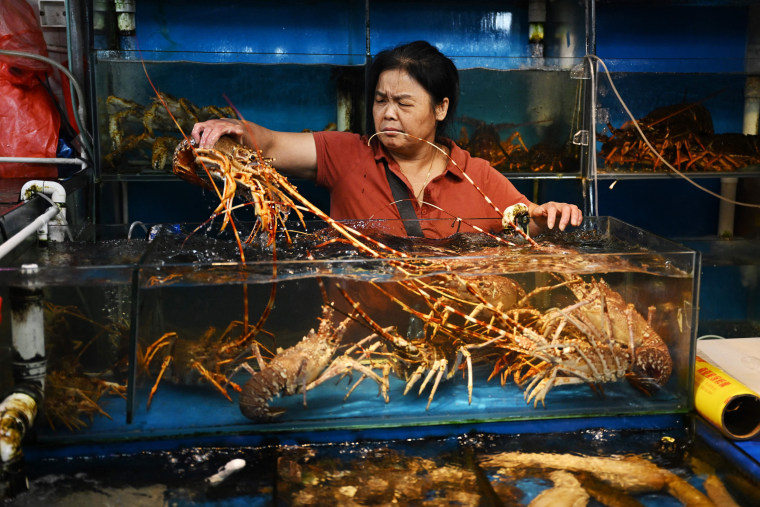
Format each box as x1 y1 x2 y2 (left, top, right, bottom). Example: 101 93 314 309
373 68 448 155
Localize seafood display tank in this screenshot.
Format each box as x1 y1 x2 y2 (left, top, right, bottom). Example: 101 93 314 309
0 216 698 443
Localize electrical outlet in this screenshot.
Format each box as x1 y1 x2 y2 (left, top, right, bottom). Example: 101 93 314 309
39 0 66 28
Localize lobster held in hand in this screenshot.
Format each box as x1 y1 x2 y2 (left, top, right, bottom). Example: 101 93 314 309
173 136 305 246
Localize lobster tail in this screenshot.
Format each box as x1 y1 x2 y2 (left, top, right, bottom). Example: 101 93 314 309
239 368 285 421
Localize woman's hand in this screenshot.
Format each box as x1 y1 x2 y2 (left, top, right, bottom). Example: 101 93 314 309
191 118 319 181
191 118 247 149
529 201 583 232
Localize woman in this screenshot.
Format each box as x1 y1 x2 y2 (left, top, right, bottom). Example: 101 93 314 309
192 40 582 239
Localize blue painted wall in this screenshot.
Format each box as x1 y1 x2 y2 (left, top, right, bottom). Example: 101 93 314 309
596 4 747 72
125 0 586 66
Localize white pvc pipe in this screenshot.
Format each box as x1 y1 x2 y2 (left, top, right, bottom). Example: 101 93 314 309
0 392 38 463
743 77 760 134
0 157 86 166
10 285 45 366
718 177 738 237
720 77 760 237
19 180 67 242
0 206 59 260
20 180 66 203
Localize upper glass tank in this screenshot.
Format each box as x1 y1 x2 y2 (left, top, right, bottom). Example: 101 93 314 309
93 0 589 178
593 1 760 176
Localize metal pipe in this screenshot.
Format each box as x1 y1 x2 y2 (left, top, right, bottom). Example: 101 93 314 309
66 0 89 129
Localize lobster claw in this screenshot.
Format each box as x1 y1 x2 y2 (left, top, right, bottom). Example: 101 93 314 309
502 203 530 236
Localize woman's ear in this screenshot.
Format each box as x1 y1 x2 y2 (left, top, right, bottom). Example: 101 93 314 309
435 98 450 121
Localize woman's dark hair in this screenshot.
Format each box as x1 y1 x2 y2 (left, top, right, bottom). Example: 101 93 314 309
367 40 459 142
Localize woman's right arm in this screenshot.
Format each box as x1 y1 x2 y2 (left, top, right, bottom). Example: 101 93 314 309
191 118 318 180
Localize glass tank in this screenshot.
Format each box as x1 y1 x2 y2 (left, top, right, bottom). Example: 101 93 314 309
594 64 760 176
0 225 146 434
10 423 759 506
684 237 760 338
0 217 699 443
95 58 587 177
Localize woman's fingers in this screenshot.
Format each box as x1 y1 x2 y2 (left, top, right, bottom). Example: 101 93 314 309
532 201 583 231
191 119 244 148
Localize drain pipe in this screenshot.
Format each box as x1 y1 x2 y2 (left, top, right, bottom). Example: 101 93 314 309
1 265 46 497
0 182 66 261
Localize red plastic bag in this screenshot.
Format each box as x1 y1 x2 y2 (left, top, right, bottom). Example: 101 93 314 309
0 0 60 178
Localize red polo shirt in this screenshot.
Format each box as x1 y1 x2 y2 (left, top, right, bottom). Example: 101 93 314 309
314 131 529 239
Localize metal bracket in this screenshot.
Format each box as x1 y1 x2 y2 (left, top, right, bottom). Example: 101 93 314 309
570 62 589 80
572 130 589 146
38 0 66 28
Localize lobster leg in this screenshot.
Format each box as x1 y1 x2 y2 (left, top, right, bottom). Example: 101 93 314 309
147 355 172 409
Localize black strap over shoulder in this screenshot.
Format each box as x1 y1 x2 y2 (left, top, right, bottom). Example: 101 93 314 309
382 159 424 237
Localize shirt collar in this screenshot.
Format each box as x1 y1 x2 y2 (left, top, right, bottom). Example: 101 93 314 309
368 136 466 181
